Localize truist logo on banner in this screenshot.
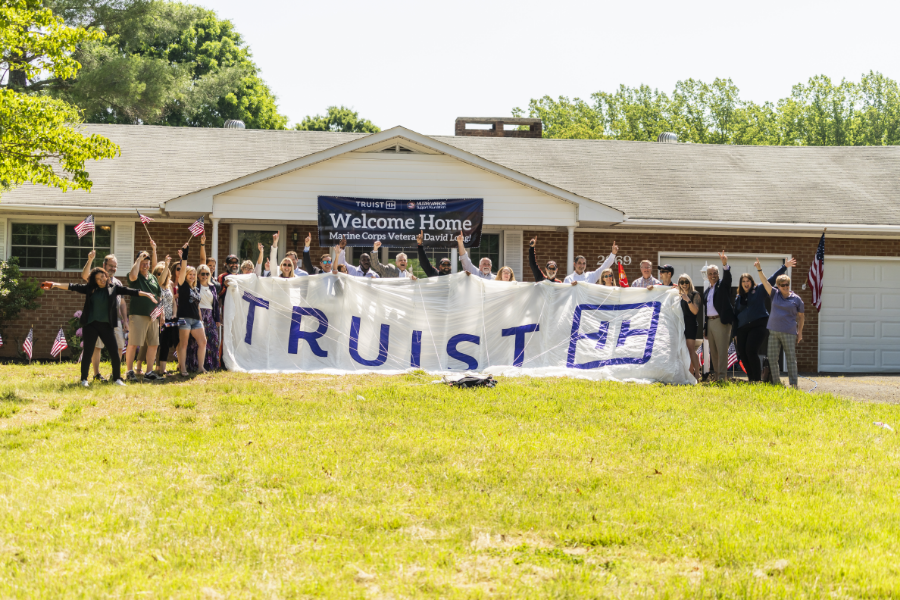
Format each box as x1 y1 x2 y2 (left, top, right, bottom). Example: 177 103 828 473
317 196 483 248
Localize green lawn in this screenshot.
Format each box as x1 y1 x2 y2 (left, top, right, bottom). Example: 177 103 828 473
1 364 899 598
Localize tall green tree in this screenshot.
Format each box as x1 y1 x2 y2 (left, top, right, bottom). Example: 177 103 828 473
294 106 380 133
515 72 900 146
0 258 43 339
1 0 119 194
46 0 287 128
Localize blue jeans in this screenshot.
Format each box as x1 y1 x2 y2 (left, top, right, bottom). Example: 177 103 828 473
179 317 203 331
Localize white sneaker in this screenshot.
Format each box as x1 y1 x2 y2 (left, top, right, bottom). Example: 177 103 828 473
114 379 126 386
80 380 90 388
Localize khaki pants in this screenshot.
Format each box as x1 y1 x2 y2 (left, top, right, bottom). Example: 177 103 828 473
707 317 732 377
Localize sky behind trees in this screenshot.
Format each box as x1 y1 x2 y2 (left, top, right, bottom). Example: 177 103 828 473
195 0 899 135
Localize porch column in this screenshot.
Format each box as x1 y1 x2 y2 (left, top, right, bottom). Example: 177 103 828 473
566 226 575 275
451 248 458 273
211 217 220 277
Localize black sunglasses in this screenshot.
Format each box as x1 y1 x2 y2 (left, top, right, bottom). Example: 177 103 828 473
546 265 558 270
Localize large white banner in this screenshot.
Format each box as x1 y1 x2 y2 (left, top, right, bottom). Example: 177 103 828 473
221 273 695 384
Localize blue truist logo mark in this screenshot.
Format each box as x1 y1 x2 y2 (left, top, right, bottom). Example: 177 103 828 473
566 302 661 369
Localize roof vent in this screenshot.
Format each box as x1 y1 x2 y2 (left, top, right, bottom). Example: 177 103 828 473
657 132 678 143
224 119 246 129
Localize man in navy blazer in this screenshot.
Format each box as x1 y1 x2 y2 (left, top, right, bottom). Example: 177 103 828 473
702 251 735 381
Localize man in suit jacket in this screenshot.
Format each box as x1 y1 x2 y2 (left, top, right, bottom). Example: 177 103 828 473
702 251 735 381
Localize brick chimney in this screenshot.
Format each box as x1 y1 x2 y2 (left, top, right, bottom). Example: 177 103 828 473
455 117 542 138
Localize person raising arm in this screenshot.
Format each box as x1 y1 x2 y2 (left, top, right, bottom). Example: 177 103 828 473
457 231 494 280
563 242 618 284
370 240 416 279
757 258 805 388
335 236 380 278
529 237 562 283
416 230 451 277
42 270 156 387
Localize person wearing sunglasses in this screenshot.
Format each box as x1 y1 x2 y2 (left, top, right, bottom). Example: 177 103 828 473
415 230 450 278
598 268 617 287
528 236 562 282
184 263 220 372
733 258 797 382
175 244 208 376
677 274 702 381
300 232 336 275
755 259 804 388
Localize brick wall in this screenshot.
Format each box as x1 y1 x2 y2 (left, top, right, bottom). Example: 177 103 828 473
522 230 900 372
7 224 898 369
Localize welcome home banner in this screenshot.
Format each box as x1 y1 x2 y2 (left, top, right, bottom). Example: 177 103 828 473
317 196 483 248
222 273 696 385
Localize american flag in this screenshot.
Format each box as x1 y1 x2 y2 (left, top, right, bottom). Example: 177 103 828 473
696 343 704 366
727 341 738 369
74 214 95 238
807 233 825 311
137 211 154 225
51 328 68 357
0 332 3 347
150 303 163 321
189 217 205 237
23 328 33 360
617 262 630 287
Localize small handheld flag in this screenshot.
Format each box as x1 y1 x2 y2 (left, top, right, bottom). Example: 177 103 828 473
807 232 825 311
51 328 68 358
0 332 3 347
617 262 630 287
189 217 205 237
23 328 34 360
696 343 704 366
727 341 738 369
150 304 163 321
74 214 95 239
137 211 154 225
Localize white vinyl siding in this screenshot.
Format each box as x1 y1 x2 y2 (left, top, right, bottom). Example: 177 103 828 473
503 230 524 280
818 258 900 372
113 220 134 277
214 153 576 227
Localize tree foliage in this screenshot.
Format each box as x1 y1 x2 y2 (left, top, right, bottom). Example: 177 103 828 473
514 73 900 146
294 106 380 133
44 0 288 128
0 257 43 339
0 0 119 194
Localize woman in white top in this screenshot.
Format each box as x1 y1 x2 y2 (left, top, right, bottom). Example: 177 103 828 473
185 264 220 371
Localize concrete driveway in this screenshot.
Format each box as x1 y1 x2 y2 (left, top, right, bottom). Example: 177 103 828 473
802 374 900 404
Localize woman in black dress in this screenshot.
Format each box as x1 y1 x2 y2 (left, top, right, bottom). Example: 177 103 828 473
676 273 702 382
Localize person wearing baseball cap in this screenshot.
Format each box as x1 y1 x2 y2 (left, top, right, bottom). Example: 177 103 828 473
658 264 675 287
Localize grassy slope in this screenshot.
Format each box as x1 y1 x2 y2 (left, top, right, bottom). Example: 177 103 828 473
1 364 899 599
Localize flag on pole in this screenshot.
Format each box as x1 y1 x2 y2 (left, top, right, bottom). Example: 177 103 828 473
807 232 825 311
150 303 163 321
51 328 68 357
189 217 205 237
727 341 738 368
138 212 154 225
74 214 95 238
23 328 34 360
617 262 630 287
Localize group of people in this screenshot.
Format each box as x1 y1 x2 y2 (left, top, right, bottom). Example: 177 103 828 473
41 231 805 389
529 238 805 387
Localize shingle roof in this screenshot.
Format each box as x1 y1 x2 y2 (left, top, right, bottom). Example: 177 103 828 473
4 124 899 226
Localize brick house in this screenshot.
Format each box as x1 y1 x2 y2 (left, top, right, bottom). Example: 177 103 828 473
2 117 898 372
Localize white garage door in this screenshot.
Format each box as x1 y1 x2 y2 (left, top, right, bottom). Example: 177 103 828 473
818 258 900 372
